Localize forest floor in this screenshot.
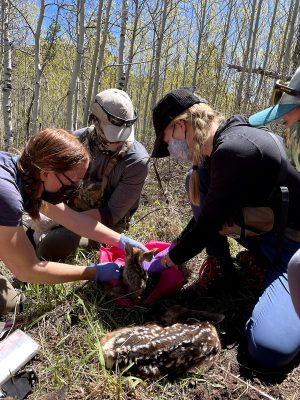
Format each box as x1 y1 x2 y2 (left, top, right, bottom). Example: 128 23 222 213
1 158 300 400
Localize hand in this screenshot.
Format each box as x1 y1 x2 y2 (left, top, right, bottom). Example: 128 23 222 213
89 262 123 282
118 233 148 252
143 246 175 273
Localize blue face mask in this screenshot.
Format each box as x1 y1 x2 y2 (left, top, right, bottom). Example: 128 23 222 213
168 138 191 161
167 124 191 162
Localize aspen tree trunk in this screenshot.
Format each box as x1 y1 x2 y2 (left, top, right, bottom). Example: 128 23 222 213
192 0 208 87
254 0 279 103
281 0 300 76
182 28 191 87
81 58 86 123
212 0 234 105
117 0 128 90
152 0 169 109
30 0 45 135
83 0 104 126
292 21 300 71
278 0 294 76
234 0 257 111
92 0 113 100
135 55 144 138
141 39 155 139
174 33 181 88
66 0 85 131
73 78 80 130
160 33 173 96
2 0 13 149
244 0 263 113
124 0 144 91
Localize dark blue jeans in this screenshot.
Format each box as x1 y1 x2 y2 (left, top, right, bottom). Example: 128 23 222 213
185 167 300 369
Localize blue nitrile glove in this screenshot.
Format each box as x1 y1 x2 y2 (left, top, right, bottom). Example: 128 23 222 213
143 245 175 273
118 233 148 252
89 262 123 282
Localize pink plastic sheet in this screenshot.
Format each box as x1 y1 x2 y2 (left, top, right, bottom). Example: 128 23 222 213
98 240 185 306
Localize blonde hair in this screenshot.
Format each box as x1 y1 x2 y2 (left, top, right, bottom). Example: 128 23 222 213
173 103 225 206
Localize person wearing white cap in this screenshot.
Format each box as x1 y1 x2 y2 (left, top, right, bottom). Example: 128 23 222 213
34 89 149 261
249 67 300 319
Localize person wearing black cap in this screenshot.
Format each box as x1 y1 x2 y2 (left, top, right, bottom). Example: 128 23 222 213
151 87 300 370
152 88 233 282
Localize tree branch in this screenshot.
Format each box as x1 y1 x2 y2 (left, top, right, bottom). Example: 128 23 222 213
227 64 292 81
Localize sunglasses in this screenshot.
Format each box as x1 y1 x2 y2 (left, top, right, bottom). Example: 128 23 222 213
55 172 82 188
95 99 137 127
271 79 300 105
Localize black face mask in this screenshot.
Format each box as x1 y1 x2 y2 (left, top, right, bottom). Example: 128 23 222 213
41 182 80 205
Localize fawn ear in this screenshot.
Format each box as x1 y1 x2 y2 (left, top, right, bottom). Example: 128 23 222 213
141 248 158 262
124 242 134 256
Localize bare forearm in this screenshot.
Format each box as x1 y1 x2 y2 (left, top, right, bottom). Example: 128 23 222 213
18 260 96 284
43 202 120 246
0 226 96 284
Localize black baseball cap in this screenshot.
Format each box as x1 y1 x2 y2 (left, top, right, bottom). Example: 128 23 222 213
151 88 208 158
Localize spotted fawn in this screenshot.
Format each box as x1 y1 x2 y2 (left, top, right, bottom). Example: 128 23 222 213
121 243 157 304
101 305 222 379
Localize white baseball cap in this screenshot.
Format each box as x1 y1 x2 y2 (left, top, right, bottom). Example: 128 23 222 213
90 88 137 142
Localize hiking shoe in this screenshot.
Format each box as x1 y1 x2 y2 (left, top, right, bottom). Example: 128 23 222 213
198 256 235 287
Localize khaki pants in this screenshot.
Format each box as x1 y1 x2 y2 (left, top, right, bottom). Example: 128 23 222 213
36 221 127 262
0 274 20 317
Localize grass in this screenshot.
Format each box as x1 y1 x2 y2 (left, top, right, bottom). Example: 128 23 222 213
2 158 300 399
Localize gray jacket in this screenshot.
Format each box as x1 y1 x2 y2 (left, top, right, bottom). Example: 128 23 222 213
74 128 150 227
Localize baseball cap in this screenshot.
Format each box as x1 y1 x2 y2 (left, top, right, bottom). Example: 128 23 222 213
90 88 136 142
151 88 208 158
249 66 300 126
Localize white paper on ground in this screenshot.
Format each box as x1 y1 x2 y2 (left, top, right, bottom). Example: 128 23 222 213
0 329 40 385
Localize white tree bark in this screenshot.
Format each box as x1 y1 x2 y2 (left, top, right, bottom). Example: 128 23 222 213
244 0 263 113
124 0 145 91
117 0 128 89
212 0 234 105
192 0 208 87
30 0 45 135
2 0 13 149
151 0 169 109
281 0 300 76
66 0 85 131
234 0 257 111
254 0 279 103
92 0 113 101
83 0 104 126
292 20 300 71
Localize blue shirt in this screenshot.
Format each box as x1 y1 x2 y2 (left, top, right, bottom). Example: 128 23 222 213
0 152 25 227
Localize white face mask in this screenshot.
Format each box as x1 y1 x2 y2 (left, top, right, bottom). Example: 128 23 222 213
168 138 191 161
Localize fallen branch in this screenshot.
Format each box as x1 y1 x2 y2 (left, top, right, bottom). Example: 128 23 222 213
218 365 278 400
133 208 161 224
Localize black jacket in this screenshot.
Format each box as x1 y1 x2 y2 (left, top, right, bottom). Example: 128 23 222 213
169 115 300 265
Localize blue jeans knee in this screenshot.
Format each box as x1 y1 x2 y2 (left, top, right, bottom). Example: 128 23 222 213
246 316 299 369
